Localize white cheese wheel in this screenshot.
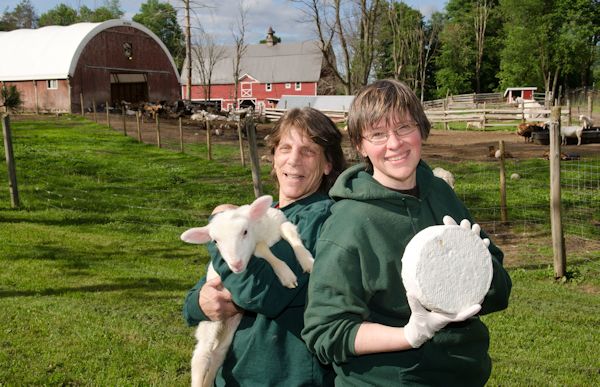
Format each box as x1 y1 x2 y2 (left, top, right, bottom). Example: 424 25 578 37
401 224 493 314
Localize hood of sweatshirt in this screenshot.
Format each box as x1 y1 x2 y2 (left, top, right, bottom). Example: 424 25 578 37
329 160 436 205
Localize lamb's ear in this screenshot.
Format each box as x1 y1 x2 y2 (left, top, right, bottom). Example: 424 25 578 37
181 226 212 244
248 195 273 221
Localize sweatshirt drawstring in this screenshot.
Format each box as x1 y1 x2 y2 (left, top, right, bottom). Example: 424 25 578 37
402 197 418 235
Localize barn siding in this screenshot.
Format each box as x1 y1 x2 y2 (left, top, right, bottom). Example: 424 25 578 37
72 26 180 113
3 79 70 113
185 81 318 110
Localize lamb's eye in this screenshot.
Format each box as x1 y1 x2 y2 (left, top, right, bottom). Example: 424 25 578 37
243 230 248 236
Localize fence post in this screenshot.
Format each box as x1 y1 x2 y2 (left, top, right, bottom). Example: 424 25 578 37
245 116 263 198
206 117 212 160
498 140 507 223
122 105 127 136
549 106 566 279
136 111 142 142
2 115 20 208
588 93 593 119
237 119 246 167
92 98 97 122
179 117 184 153
443 99 449 131
106 101 110 127
155 115 161 148
566 99 571 126
80 93 85 116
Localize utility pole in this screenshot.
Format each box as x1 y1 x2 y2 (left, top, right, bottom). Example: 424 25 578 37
185 0 192 101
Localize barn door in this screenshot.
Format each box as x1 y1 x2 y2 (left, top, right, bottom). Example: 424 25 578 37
241 82 252 97
110 73 148 104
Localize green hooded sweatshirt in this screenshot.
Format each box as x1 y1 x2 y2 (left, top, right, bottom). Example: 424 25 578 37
183 193 335 387
302 162 512 387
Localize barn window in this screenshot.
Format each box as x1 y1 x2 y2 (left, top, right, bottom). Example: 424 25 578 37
295 82 301 91
123 42 133 60
47 80 58 89
285 83 291 89
266 83 272 92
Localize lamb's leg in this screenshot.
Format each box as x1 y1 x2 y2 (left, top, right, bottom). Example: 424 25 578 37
254 241 298 288
191 312 243 387
191 320 223 387
280 221 314 273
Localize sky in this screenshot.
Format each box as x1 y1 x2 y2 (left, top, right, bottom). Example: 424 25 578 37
3 0 448 44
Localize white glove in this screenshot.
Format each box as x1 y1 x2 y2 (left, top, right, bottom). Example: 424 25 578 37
404 293 481 348
442 215 490 247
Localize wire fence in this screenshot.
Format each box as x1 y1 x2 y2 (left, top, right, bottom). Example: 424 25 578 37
2 114 599 270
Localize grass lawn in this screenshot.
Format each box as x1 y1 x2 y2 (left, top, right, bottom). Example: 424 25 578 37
0 115 598 385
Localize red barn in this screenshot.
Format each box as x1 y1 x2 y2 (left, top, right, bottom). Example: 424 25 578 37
181 28 333 112
0 20 180 113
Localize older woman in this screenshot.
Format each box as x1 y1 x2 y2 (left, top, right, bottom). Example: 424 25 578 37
183 107 346 386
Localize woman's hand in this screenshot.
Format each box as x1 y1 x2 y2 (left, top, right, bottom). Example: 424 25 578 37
403 293 481 348
199 276 242 321
442 215 490 247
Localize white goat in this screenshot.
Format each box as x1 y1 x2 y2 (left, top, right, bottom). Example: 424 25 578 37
561 125 584 146
579 115 593 129
180 195 314 387
433 167 455 189
542 120 584 146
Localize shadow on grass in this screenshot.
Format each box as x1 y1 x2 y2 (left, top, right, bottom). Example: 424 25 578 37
0 277 189 298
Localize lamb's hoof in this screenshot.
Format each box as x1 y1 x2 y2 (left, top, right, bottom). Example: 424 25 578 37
283 279 298 289
296 250 315 273
278 269 298 288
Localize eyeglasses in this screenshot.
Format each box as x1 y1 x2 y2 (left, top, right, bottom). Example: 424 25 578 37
362 123 420 145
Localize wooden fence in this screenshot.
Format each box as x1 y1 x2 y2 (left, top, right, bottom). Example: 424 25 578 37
264 104 571 129
424 104 571 128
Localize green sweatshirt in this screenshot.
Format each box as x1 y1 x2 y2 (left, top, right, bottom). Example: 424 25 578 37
302 162 512 387
183 193 335 387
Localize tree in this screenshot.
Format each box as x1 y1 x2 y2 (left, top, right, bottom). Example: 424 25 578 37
133 0 185 70
498 0 598 100
0 0 38 30
78 1 123 22
435 20 474 97
231 2 248 109
293 0 380 94
435 0 502 97
473 0 491 93
193 27 225 102
374 1 441 100
38 4 78 27
1 85 23 112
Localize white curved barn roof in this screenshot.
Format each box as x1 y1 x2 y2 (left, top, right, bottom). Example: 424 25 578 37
0 19 178 82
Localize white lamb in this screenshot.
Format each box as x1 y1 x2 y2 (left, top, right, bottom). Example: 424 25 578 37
561 125 584 146
579 115 593 130
433 167 455 189
180 195 314 387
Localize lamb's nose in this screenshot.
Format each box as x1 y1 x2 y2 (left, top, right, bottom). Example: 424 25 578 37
229 261 244 273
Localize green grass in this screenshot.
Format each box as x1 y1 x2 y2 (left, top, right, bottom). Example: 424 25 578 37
1 115 598 385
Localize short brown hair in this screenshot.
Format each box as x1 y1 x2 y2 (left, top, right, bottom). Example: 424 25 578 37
267 107 347 193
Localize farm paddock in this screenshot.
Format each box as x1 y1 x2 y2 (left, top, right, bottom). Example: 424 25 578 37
89 113 600 268
8 113 600 270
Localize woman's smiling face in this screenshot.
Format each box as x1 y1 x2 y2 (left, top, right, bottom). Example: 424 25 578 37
357 113 422 190
273 126 332 207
